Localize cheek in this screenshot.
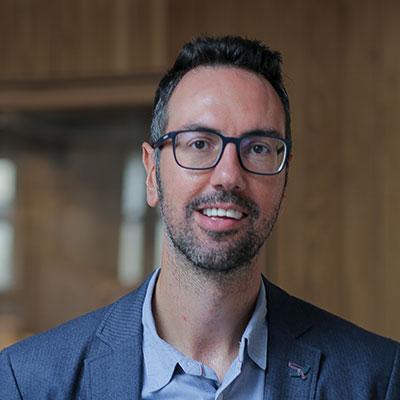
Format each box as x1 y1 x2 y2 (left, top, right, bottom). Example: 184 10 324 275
159 152 206 205
252 176 286 214
162 174 207 210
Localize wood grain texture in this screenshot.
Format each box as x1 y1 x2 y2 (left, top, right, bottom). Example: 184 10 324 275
338 0 383 333
0 74 160 111
16 145 125 331
0 0 165 80
379 0 400 338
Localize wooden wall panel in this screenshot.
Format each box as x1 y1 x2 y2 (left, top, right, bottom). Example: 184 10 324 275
0 0 167 80
8 108 153 333
380 0 400 338
0 74 160 111
17 149 124 331
339 0 384 334
167 0 288 62
273 0 344 314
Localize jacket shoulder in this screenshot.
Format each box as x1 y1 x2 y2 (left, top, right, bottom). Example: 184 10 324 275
3 302 108 358
0 305 110 399
0 278 149 399
266 279 400 396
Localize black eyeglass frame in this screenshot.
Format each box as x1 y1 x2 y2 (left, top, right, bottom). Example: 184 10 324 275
151 128 292 176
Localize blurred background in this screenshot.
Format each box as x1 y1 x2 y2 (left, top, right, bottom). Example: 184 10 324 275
0 0 399 349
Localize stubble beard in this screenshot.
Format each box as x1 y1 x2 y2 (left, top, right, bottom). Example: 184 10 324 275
156 167 283 278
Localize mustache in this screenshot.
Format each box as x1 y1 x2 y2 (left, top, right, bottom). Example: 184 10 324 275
186 190 260 218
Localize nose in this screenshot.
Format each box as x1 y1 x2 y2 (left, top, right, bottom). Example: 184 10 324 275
209 143 247 192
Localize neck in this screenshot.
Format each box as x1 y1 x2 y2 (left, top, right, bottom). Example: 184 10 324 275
152 244 262 380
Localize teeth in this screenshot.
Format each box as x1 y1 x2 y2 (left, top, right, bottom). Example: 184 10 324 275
202 208 243 220
226 209 242 219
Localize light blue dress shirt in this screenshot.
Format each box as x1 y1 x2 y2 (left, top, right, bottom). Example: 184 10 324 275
141 269 268 399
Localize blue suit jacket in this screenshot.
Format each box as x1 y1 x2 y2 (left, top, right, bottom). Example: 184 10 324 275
1 275 399 399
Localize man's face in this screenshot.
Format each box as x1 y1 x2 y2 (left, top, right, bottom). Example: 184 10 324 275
143 66 287 274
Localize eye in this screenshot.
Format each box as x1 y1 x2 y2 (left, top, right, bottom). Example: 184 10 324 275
251 143 271 154
246 142 272 156
186 136 215 152
241 136 276 159
192 140 208 150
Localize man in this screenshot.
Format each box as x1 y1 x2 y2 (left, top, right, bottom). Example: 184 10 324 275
0 36 399 399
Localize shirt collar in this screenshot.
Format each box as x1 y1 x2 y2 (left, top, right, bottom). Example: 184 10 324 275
142 268 183 392
142 268 268 392
240 279 268 370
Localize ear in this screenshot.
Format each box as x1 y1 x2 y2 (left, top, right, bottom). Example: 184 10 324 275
142 142 159 207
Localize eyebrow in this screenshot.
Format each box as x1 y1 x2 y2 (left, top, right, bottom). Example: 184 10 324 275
244 129 284 140
179 123 220 133
177 123 284 139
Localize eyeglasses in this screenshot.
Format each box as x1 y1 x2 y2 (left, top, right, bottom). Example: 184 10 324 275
151 128 291 175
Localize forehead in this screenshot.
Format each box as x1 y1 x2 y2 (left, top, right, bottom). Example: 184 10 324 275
166 66 285 135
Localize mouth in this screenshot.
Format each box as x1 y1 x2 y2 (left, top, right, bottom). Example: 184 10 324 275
187 192 257 234
201 207 244 220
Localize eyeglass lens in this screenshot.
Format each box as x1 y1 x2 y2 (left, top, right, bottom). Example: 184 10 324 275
174 131 286 174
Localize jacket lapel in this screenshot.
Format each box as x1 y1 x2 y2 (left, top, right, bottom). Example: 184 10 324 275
264 330 321 400
85 336 143 400
84 276 151 400
263 279 321 400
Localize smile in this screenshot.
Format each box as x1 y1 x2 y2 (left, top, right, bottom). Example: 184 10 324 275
201 208 243 220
